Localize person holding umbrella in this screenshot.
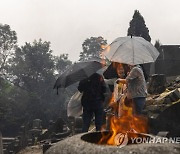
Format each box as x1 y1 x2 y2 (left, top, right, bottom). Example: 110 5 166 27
78 73 106 132
116 64 147 115
102 35 160 115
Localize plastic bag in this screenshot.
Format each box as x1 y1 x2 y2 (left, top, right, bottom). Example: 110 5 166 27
67 91 83 117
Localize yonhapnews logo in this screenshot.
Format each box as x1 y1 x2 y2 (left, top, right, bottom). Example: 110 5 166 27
114 133 180 148
114 133 128 147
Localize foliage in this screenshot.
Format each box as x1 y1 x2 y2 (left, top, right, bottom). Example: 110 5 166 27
154 40 162 51
10 39 54 92
0 24 17 79
0 23 75 136
79 36 107 61
8 39 57 126
54 54 72 75
127 10 151 42
0 78 29 136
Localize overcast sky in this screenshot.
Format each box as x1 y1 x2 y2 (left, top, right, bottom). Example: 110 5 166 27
0 0 180 61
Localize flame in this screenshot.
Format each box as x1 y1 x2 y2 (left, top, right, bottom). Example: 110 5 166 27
98 50 148 145
101 44 108 50
99 84 148 145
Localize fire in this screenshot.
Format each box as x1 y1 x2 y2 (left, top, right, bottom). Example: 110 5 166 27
99 62 148 145
99 96 148 145
101 44 108 50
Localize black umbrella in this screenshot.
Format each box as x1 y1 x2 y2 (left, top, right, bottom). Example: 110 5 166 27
103 62 119 79
53 58 105 93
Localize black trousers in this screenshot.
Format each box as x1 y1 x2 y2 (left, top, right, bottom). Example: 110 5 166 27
82 108 103 132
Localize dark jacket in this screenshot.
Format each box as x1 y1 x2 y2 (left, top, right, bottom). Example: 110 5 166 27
78 73 106 109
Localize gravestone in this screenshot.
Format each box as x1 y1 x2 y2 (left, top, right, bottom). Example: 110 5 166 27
0 131 3 154
32 119 42 129
29 119 42 145
148 74 166 94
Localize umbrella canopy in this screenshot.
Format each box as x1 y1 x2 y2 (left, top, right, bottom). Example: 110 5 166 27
103 62 119 79
103 62 150 80
53 58 105 89
103 36 159 65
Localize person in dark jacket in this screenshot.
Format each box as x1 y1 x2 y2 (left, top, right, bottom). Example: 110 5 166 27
78 73 106 132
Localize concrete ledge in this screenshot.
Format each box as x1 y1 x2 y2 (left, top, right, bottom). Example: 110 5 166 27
45 133 180 154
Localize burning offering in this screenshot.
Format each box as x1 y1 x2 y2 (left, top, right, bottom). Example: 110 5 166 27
99 88 148 146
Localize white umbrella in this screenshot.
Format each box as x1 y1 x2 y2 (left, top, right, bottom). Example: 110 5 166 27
102 36 159 65
67 91 83 117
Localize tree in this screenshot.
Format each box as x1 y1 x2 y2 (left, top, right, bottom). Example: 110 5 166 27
79 36 107 61
127 10 151 42
0 78 29 136
1 39 74 132
55 54 72 75
9 39 56 125
154 40 162 51
0 24 17 79
10 39 55 92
